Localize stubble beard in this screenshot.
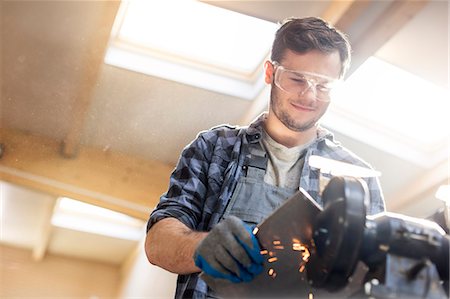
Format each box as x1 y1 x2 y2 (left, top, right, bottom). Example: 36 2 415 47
270 87 325 132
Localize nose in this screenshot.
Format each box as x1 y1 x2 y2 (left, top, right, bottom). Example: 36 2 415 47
299 80 317 100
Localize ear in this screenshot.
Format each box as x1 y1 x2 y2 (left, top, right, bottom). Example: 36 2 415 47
264 61 274 84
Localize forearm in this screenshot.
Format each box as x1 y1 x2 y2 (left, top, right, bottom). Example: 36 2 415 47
145 217 207 274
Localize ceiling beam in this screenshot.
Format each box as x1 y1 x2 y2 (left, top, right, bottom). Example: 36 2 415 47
0 128 173 220
348 0 429 76
61 1 120 158
32 197 57 261
321 0 361 28
332 0 373 32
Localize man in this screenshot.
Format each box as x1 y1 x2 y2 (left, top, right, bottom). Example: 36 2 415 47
145 17 385 299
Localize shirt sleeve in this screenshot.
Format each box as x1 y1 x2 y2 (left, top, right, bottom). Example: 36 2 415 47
366 176 386 215
146 131 215 232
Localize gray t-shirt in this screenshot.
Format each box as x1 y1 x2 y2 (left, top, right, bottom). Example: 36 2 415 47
261 129 315 190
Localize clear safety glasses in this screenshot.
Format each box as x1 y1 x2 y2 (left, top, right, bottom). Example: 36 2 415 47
273 62 340 102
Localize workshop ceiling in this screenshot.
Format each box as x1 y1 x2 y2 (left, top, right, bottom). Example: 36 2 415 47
1 0 448 266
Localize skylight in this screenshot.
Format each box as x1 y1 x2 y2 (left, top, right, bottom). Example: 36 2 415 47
323 56 449 167
51 197 145 241
105 0 277 99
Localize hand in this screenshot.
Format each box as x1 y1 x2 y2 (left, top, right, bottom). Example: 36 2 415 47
193 216 264 283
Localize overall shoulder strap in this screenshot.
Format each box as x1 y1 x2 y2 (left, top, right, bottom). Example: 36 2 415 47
243 133 267 180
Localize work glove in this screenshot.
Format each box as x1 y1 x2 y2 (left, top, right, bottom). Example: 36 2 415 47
193 216 264 283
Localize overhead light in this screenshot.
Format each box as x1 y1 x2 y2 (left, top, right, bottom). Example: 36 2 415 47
51 197 145 241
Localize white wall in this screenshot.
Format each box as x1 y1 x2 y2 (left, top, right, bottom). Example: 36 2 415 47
118 239 178 299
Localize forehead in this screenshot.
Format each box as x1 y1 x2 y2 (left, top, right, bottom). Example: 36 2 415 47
279 49 342 79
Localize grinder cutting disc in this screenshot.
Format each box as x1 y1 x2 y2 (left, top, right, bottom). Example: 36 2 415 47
307 177 367 291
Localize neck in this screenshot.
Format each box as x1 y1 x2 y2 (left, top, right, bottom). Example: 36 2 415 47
264 113 317 148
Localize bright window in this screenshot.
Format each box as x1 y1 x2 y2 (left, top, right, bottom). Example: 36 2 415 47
323 56 449 167
105 0 277 99
51 197 145 241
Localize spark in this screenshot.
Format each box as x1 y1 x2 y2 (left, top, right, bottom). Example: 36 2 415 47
292 243 304 251
260 250 268 255
302 248 310 262
291 239 311 272
253 227 259 235
273 245 285 250
273 240 281 245
268 257 278 263
379 244 389 252
268 268 277 278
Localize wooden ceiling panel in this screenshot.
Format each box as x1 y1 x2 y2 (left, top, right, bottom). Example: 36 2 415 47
0 128 173 220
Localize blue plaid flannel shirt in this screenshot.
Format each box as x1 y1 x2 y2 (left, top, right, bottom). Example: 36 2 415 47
147 113 385 299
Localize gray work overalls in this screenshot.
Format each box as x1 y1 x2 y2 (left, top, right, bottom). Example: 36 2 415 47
222 134 299 224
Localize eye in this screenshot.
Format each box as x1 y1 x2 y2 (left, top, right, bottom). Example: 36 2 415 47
288 75 308 85
316 83 332 93
316 85 328 92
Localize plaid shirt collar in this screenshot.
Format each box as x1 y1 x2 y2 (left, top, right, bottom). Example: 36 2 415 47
246 112 335 145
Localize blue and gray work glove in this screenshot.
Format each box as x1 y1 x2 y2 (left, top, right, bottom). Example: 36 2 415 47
193 216 264 284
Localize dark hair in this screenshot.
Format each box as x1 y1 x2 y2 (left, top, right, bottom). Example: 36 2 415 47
271 17 351 78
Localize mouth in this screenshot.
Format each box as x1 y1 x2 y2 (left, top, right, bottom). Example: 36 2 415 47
290 102 316 112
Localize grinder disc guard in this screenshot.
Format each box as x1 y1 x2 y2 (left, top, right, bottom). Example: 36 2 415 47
307 177 367 291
